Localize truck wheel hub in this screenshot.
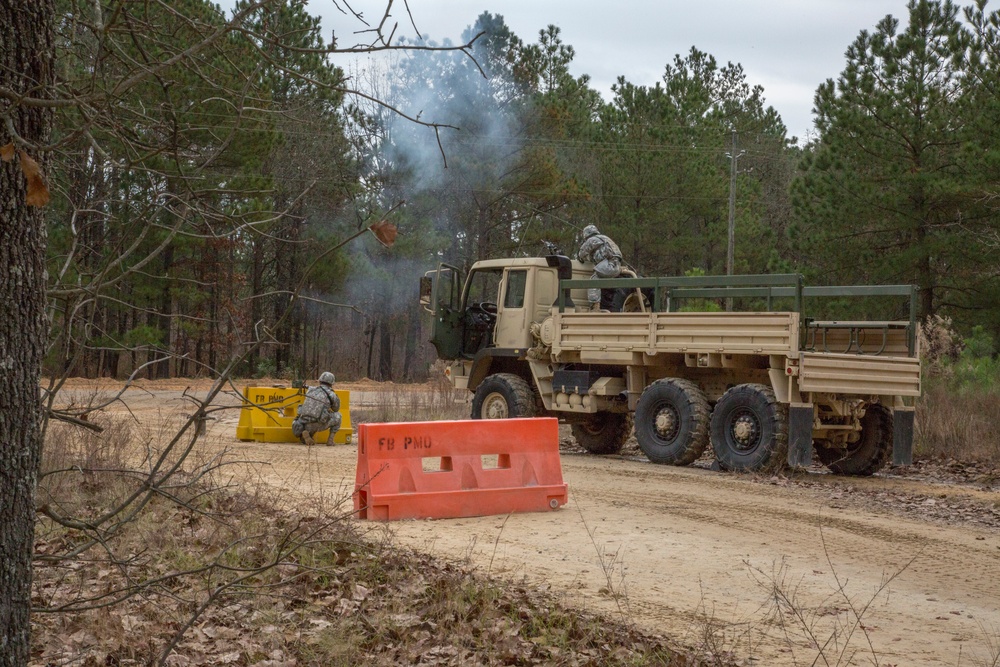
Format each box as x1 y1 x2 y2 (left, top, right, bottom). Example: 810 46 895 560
732 413 758 449
654 406 679 440
482 393 508 419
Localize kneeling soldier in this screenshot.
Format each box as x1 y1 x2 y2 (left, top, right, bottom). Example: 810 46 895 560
291 372 341 446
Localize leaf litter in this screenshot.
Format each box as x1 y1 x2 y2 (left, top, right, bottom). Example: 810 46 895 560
31 484 703 667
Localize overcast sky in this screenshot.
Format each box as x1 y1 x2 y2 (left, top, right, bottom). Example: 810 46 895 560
319 0 912 142
216 0 916 140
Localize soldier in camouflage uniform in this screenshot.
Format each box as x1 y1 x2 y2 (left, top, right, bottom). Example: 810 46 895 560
576 224 623 309
292 372 342 446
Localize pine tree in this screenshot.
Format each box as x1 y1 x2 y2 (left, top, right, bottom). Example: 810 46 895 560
593 48 790 278
792 0 989 323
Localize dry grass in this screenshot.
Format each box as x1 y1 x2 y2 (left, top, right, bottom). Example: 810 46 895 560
32 498 696 666
914 315 1000 464
40 416 136 496
32 412 699 667
915 382 1000 462
351 375 469 425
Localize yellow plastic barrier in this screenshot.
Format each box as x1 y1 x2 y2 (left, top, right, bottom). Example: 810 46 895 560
236 386 352 444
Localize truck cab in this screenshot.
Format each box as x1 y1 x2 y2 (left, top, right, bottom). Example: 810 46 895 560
419 256 589 386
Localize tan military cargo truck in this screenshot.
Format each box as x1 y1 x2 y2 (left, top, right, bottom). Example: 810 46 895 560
419 254 920 475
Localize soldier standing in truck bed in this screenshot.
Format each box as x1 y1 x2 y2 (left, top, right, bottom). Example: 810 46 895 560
576 224 623 310
292 372 341 446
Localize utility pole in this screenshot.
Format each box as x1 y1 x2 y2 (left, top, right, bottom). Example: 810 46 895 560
725 129 745 311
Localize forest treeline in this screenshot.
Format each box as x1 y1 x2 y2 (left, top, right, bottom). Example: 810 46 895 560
43 0 1000 382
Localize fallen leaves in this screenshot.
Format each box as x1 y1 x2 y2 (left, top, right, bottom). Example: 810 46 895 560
710 454 1000 532
1 142 50 207
31 484 689 667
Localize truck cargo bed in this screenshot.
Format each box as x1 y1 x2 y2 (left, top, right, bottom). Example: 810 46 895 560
553 311 799 356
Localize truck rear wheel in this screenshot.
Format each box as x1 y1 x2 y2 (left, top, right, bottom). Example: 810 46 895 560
710 384 788 472
634 379 710 465
571 413 633 455
816 403 892 476
471 373 536 420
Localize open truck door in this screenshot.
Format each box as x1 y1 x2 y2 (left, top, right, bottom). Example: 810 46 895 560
420 264 464 360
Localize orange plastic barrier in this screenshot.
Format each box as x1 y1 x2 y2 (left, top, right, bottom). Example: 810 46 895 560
353 418 568 521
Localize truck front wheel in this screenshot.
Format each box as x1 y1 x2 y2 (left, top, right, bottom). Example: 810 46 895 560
710 384 788 472
571 413 634 455
816 403 892 476
471 373 537 420
634 379 710 465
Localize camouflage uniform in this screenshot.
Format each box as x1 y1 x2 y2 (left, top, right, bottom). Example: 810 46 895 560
292 379 341 446
576 225 623 306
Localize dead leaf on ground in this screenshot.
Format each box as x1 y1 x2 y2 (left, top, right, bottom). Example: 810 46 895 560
0 142 14 162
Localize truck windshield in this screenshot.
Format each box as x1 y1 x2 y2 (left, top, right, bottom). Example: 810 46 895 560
504 269 527 308
465 268 503 309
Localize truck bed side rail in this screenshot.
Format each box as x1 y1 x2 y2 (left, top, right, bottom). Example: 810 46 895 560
558 275 919 357
558 273 804 314
553 311 800 357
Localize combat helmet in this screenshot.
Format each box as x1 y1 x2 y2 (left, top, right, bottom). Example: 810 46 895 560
582 224 600 238
318 371 335 385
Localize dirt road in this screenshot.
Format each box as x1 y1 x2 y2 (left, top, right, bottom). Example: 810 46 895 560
87 381 1000 666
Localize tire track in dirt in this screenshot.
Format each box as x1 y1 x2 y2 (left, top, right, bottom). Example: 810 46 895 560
110 390 1000 667
384 453 1000 666
195 432 1000 666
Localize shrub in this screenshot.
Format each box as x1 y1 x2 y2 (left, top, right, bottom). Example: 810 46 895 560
919 314 961 372
254 357 277 379
947 326 999 392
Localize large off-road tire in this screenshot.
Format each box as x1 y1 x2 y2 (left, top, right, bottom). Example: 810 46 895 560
571 413 634 455
816 403 893 476
710 384 788 472
471 373 537 420
634 379 710 465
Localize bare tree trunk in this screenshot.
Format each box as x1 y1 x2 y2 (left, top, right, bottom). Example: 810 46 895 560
378 320 393 380
402 312 418 381
0 2 54 664
274 218 302 374
207 280 217 372
249 240 265 375
300 306 309 377
158 245 173 379
476 205 490 262
366 319 377 379
915 223 934 320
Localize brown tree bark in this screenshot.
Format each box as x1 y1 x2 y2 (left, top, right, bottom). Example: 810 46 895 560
377 319 393 380
0 2 54 665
